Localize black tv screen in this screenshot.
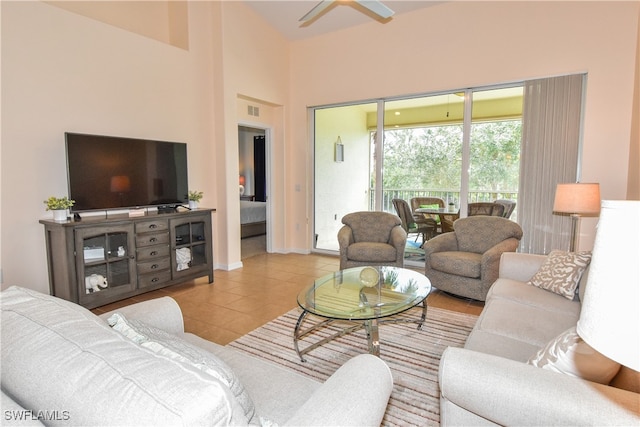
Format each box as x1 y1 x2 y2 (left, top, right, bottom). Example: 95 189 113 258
65 132 189 212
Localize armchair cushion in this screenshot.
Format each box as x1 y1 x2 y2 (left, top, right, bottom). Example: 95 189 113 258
347 242 398 263
431 251 482 278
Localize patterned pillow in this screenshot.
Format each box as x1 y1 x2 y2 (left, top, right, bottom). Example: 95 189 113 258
528 326 620 384
108 313 256 421
526 250 591 299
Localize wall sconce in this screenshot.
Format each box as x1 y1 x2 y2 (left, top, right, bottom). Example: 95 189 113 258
335 136 344 162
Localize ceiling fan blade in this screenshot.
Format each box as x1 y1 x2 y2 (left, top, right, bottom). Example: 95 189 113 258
355 0 395 19
299 0 334 22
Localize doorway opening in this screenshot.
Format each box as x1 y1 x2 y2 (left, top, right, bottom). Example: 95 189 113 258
238 125 269 258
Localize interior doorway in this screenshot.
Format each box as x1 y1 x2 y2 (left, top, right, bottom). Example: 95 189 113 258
238 125 269 258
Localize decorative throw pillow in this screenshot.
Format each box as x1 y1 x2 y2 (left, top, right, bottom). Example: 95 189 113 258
527 326 620 384
108 313 256 421
526 250 591 299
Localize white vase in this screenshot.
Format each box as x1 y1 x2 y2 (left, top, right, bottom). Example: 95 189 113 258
53 209 67 221
188 200 198 209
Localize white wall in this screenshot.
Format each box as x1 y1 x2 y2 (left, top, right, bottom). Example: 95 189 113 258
0 1 219 292
288 1 640 252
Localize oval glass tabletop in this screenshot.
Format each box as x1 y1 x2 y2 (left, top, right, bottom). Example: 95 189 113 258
297 266 431 321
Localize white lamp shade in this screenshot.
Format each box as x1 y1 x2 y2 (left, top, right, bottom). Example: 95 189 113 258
576 200 640 371
553 183 601 215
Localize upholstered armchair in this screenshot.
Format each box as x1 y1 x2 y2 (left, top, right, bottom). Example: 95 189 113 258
338 211 407 270
423 216 523 301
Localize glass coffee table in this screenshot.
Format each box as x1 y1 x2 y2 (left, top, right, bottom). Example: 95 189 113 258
294 266 431 362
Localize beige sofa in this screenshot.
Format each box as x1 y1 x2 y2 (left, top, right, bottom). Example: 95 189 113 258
1 286 393 426
438 252 640 425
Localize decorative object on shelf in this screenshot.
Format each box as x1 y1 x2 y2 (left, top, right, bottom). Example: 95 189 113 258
335 136 344 162
239 175 245 196
44 196 75 222
187 190 203 209
552 182 600 251
85 274 108 294
576 200 640 372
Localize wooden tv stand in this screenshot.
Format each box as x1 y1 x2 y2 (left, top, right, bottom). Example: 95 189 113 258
40 208 215 309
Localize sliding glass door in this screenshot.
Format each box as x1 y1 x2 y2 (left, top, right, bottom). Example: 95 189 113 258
314 103 376 251
313 84 524 254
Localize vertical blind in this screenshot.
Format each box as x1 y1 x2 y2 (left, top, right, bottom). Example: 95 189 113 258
518 74 585 254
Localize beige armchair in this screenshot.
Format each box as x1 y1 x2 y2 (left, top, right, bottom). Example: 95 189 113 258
338 211 407 270
423 216 523 301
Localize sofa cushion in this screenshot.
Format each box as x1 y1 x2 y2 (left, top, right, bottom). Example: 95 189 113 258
526 250 591 299
487 279 581 316
430 251 481 278
108 312 255 421
466 293 579 362
0 286 249 426
528 326 620 384
346 242 397 262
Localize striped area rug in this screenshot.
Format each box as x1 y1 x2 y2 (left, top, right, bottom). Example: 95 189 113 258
228 306 477 426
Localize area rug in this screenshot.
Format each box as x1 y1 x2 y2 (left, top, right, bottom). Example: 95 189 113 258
228 306 477 426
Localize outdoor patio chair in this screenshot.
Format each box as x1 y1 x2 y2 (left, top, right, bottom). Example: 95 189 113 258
392 198 436 246
467 202 505 217
495 199 516 219
410 197 454 234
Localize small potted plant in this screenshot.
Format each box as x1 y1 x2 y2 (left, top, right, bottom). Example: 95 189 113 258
44 196 75 221
188 190 203 209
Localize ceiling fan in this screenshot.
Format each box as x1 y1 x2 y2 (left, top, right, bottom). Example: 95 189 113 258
299 0 395 23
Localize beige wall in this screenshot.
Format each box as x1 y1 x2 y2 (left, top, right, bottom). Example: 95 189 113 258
1 1 638 293
0 1 220 292
288 1 640 252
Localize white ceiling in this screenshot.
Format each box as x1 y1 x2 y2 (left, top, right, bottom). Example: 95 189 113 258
243 0 444 41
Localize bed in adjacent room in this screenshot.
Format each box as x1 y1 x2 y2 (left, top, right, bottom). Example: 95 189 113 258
240 200 266 238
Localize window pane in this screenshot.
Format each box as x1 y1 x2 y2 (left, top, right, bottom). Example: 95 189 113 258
468 87 523 219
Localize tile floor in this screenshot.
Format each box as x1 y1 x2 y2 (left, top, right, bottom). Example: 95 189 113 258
92 252 484 345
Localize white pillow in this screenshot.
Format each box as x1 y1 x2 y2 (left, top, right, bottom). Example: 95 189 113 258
528 326 620 384
108 312 256 421
527 250 591 299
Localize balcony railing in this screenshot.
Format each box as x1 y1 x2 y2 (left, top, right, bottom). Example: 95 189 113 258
374 188 519 214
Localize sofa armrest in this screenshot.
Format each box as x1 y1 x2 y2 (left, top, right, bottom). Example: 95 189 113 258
498 252 547 282
98 296 184 335
439 347 640 426
284 354 393 426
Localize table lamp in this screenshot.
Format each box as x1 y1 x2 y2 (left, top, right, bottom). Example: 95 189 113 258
553 183 600 251
576 200 640 372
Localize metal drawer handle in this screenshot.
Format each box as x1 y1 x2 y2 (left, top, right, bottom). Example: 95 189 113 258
151 264 158 269
151 277 159 283
149 224 157 229
150 238 157 243
150 251 157 256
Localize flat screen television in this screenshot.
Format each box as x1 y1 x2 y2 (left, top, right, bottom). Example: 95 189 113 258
65 132 189 213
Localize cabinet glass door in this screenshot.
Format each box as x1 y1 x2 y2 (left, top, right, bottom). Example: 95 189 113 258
171 216 211 278
76 224 135 304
